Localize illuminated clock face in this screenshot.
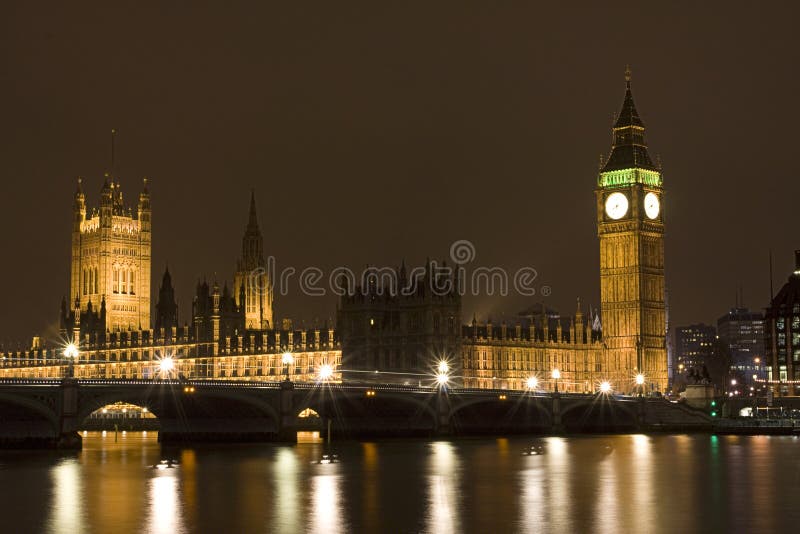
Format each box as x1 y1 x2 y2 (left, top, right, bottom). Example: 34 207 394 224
644 192 660 219
605 192 629 220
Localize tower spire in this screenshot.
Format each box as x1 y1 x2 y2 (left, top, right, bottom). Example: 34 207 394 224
110 128 117 176
600 66 656 173
247 189 259 232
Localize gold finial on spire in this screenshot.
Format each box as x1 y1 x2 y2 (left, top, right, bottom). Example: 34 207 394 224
624 64 632 83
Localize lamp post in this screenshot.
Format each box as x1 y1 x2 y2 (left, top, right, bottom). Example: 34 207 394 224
282 352 294 381
318 363 333 382
552 368 561 394
63 343 79 378
635 373 645 397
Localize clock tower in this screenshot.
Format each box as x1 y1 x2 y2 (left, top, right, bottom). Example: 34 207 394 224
596 68 667 392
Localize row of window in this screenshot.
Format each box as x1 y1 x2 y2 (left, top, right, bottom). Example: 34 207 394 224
82 268 99 295
113 248 138 256
112 267 136 295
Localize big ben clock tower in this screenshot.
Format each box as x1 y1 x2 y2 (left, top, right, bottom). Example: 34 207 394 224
597 67 667 392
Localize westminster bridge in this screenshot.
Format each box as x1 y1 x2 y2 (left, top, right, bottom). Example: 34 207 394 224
0 378 713 448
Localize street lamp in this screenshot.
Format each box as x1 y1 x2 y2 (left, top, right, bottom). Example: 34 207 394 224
551 369 561 393
282 352 294 381
63 343 79 378
318 363 333 381
437 360 449 374
599 381 612 394
526 376 538 390
436 373 449 387
635 373 645 397
159 357 175 377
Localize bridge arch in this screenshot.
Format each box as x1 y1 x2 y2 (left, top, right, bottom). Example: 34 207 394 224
449 395 552 433
294 389 439 423
0 391 59 431
560 397 639 431
76 386 281 426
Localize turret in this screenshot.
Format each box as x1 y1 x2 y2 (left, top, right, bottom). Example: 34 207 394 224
138 178 151 231
234 190 272 330
73 178 86 231
155 266 178 337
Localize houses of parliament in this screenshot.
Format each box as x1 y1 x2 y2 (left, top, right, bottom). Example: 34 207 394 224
0 72 668 394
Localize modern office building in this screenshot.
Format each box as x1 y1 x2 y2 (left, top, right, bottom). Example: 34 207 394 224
674 324 717 373
717 308 765 384
765 251 800 396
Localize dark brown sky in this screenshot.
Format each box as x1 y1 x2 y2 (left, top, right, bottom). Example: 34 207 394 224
1 2 799 343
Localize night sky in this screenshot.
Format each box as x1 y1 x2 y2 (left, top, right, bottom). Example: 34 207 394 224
1 2 798 343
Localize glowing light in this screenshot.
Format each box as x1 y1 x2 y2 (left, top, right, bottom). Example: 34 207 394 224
551 369 561 380
526 376 538 389
436 373 449 386
147 473 181 534
282 352 294 366
437 361 449 374
635 374 645 386
599 381 612 394
318 364 334 381
63 343 79 359
49 460 83 532
159 357 174 373
731 379 737 386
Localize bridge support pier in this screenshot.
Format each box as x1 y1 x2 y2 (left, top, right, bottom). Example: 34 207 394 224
637 397 646 430
57 378 82 449
277 380 297 442
551 393 564 434
435 390 453 436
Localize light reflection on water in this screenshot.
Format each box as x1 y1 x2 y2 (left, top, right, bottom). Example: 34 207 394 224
273 447 300 533
47 459 84 533
3 432 800 533
426 441 461 533
147 473 183 534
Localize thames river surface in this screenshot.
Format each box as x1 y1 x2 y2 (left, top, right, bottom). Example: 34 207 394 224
1 432 799 533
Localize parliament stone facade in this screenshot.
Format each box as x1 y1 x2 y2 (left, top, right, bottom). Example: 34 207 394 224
2 72 668 394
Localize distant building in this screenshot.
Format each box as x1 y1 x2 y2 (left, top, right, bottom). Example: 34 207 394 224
61 175 151 335
674 324 716 373
717 308 765 384
1 180 341 383
336 262 462 385
461 302 605 393
765 251 800 396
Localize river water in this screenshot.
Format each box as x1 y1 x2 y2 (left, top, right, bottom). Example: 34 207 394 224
1 432 799 533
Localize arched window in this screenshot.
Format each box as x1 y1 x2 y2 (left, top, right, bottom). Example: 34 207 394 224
94 267 99 294
121 269 128 294
83 269 88 295
129 270 135 295
113 268 119 294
